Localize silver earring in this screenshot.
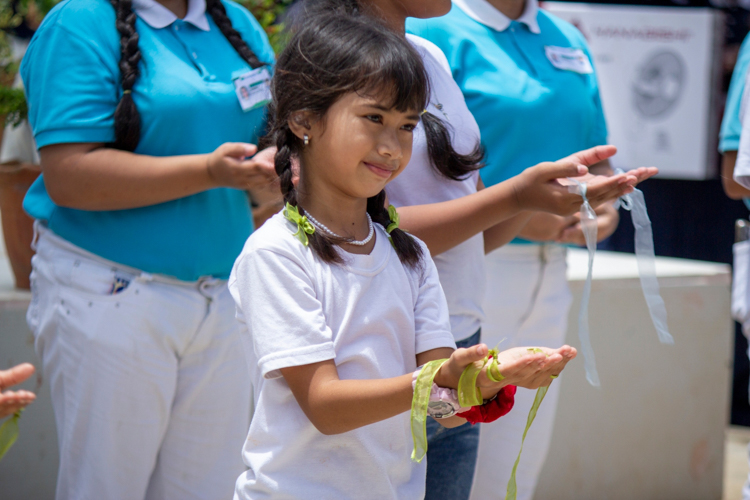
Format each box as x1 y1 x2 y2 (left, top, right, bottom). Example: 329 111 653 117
303 134 309 146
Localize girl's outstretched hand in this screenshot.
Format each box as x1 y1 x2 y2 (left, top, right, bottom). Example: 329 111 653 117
512 147 658 216
481 346 577 394
0 363 36 419
207 143 277 190
432 344 577 396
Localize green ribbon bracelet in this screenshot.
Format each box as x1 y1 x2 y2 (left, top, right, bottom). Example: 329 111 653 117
0 410 22 461
283 203 315 247
410 359 447 463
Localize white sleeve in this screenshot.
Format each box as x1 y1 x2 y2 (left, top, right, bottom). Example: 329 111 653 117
736 70 750 188
412 246 457 354
231 249 336 379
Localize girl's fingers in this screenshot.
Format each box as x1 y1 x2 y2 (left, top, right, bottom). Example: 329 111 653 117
0 363 35 392
221 142 258 159
561 145 618 167
541 162 588 182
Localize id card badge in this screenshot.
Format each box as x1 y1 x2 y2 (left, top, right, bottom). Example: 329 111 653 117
234 67 272 112
544 46 593 74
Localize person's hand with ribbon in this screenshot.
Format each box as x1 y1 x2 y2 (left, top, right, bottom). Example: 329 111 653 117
556 202 619 245
432 344 576 401
510 145 658 217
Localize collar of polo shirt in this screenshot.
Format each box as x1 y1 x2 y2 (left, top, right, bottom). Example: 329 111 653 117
452 0 540 34
132 0 210 31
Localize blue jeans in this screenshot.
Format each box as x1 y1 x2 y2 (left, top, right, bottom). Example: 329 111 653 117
424 329 481 500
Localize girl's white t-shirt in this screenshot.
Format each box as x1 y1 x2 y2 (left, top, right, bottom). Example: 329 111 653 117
229 212 456 500
386 35 486 343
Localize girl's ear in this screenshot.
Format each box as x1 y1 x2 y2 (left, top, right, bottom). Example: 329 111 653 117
288 111 314 141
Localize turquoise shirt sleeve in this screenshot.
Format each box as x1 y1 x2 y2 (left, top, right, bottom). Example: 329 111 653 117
721 33 750 153
21 5 120 148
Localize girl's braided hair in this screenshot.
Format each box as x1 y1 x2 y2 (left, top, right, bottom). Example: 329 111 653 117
110 0 265 151
296 0 485 182
269 11 427 267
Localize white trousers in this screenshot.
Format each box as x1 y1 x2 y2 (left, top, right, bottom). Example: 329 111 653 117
27 226 251 500
471 244 572 500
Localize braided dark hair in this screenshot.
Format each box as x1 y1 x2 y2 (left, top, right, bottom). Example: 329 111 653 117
300 0 484 181
110 0 265 151
270 11 425 268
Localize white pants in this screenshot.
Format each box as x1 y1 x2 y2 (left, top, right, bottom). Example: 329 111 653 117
471 244 572 500
27 226 251 500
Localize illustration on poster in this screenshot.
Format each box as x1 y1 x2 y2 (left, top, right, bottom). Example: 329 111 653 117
632 51 685 119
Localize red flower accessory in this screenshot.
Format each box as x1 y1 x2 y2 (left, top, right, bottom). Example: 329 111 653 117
456 385 516 425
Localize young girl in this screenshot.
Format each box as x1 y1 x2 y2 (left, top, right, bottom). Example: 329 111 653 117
229 12 577 499
297 1 656 499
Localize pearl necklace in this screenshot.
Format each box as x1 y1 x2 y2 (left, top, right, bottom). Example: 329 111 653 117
304 211 374 246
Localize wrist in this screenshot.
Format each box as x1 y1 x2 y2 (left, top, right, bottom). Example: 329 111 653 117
509 176 525 213
203 154 221 189
432 363 456 390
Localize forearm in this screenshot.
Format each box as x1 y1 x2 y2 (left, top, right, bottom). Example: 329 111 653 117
41 145 215 210
722 151 750 199
483 211 534 254
397 180 521 256
308 374 415 435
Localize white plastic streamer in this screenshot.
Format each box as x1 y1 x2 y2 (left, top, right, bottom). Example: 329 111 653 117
614 171 674 345
567 179 601 387
568 174 674 387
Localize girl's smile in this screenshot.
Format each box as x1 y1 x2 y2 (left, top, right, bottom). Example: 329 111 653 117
363 160 399 179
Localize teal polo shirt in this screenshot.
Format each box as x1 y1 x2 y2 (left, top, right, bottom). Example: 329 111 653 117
21 0 274 280
407 4 608 206
720 33 750 154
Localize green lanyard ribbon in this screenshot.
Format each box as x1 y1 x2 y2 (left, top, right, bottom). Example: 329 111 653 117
283 203 315 246
0 410 22 461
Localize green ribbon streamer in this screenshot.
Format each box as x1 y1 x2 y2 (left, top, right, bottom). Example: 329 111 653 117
283 203 315 247
505 384 551 500
410 359 447 463
0 410 22 461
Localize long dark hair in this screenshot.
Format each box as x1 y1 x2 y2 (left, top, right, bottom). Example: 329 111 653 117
269 12 425 267
110 0 266 151
295 0 484 181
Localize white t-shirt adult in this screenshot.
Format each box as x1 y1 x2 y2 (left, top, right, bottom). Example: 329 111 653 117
386 35 486 343
229 212 456 500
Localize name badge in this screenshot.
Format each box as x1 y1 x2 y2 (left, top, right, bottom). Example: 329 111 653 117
544 46 593 74
234 67 272 112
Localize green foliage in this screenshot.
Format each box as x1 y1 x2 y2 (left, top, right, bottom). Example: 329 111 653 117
239 0 294 53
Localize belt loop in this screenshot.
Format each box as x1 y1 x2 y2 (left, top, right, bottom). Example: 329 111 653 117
137 272 154 283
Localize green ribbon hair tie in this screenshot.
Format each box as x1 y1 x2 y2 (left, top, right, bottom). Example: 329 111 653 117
0 410 22 461
283 202 315 247
386 205 399 234
410 359 448 463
